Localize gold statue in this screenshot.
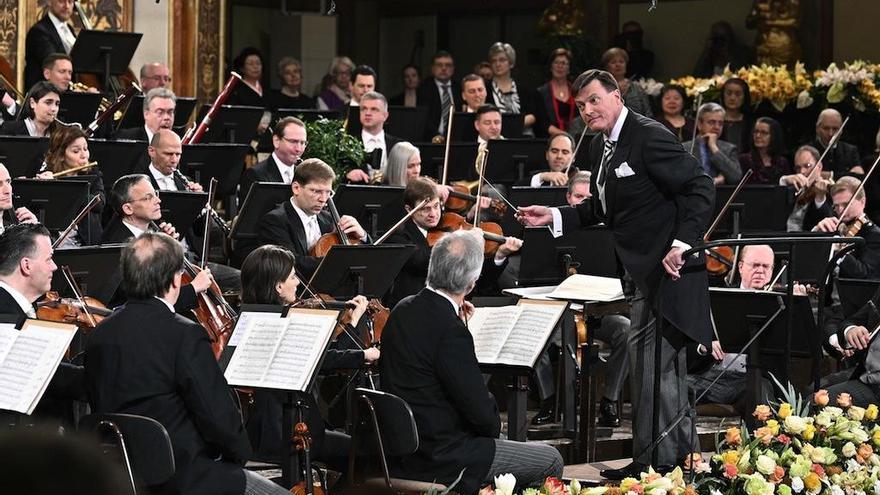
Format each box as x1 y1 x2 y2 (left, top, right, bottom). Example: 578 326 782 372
538 0 586 38
747 0 802 67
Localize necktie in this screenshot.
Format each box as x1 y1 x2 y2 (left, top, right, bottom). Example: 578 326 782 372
597 139 616 211
699 140 713 175
439 84 452 134
60 24 76 53
306 216 320 249
282 168 291 185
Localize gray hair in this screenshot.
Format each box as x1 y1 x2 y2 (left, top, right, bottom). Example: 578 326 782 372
427 230 484 295
567 171 591 195
488 42 516 67
386 141 420 187
794 144 820 162
143 87 176 112
328 56 355 75
360 91 387 111
697 102 725 122
816 108 842 126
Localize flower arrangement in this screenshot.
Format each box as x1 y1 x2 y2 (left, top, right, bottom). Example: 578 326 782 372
633 78 665 98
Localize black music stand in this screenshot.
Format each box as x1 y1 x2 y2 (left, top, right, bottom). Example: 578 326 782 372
69 30 142 90
274 108 341 123
386 106 428 142
416 142 479 181
89 138 149 187
342 105 361 136
518 227 619 286
194 104 266 144
159 190 207 236
332 184 405 238
838 278 880 317
52 244 125 302
486 139 547 183
0 136 49 177
500 186 568 236
117 95 198 131
309 245 414 299
709 288 819 423
12 179 89 231
743 231 833 285
58 92 103 128
179 143 249 211
713 185 793 235
451 112 524 141
229 182 291 265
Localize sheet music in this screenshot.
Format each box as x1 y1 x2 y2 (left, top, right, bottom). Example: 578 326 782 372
496 302 567 367
228 311 282 347
0 321 76 415
548 274 623 302
468 307 521 363
225 309 338 391
0 325 18 365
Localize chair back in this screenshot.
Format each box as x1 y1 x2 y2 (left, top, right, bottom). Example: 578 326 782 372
353 387 419 456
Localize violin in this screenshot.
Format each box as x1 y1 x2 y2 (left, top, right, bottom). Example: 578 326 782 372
426 211 507 257
181 257 237 360
36 290 111 329
292 294 388 348
703 169 754 276
444 182 508 216
308 197 363 258
290 419 326 495
840 214 869 238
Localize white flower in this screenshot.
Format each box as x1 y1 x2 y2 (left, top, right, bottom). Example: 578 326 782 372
756 454 777 475
784 415 808 434
843 442 858 457
849 406 866 421
569 479 581 495
875 480 880 495
830 486 845 495
710 489 723 495
791 477 804 493
846 458 861 473
494 473 516 495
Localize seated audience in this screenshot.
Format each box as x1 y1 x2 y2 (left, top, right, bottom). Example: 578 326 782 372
537 48 577 136
228 46 266 108
461 73 488 113
317 56 354 111
487 42 540 136
602 47 652 118
656 85 694 142
740 117 791 184
719 78 753 153
390 63 421 107
267 56 315 110
809 108 862 177
683 102 742 185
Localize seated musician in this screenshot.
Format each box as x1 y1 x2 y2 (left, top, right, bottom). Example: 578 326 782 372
476 104 503 145
461 73 488 113
140 128 203 192
385 141 422 187
0 223 84 426
240 244 379 472
256 158 369 279
24 0 75 90
85 232 290 495
139 62 172 93
40 53 73 93
102 173 213 311
813 176 880 279
385 177 521 307
380 230 563 493
0 163 38 232
0 81 59 137
526 132 575 187
786 145 833 232
33 124 104 246
116 87 176 142
345 91 401 184
238 116 306 206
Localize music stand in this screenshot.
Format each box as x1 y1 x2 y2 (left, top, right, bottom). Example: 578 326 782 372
58 92 103 128
838 278 880 317
486 139 547 184
332 184 405 238
308 245 413 299
12 179 89 231
159 190 207 236
713 185 793 235
451 112 524 141
274 109 341 123
742 231 833 285
52 244 125 302
229 182 291 265
69 30 142 90
194 104 265 144
116 95 198 131
179 143 249 205
501 186 568 236
89 138 149 187
518 227 618 286
416 142 479 181
342 105 361 137
386 106 428 143
0 136 49 178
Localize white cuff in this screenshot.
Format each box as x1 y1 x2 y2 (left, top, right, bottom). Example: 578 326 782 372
529 174 543 188
671 239 694 257
550 208 563 238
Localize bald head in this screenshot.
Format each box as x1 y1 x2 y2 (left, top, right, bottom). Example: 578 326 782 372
816 108 843 147
148 129 182 176
738 244 775 289
140 62 171 92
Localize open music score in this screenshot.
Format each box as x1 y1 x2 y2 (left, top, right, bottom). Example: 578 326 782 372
467 299 567 368
0 320 77 415
224 308 340 392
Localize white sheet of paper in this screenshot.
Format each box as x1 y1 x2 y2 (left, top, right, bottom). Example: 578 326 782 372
495 302 567 367
467 307 521 363
548 274 623 302
228 311 283 347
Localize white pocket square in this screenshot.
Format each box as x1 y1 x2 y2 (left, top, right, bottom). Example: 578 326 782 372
614 162 635 178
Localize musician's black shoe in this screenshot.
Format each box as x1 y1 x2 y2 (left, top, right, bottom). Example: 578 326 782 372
597 398 620 427
530 397 556 426
600 461 648 480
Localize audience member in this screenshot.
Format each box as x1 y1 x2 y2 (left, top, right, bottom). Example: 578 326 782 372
809 108 862 177
317 56 354 110
461 73 488 113
228 46 266 107
741 117 791 184
601 47 652 118
390 63 421 107
488 42 540 136
657 85 695 142
349 65 377 107
537 48 577 136
683 102 742 185
267 57 314 110
418 51 461 140
719 78 754 153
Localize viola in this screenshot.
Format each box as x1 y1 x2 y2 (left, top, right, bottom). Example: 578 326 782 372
289 422 326 495
36 290 111 329
426 211 507 257
181 258 237 360
308 197 363 258
292 294 387 348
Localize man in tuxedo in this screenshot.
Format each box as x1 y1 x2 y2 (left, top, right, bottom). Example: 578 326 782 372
682 102 742 186
116 87 176 142
345 92 401 183
142 129 202 193
0 164 38 233
527 133 575 187
139 62 172 93
257 159 368 279
25 0 76 89
475 104 503 144
238 116 306 206
519 69 714 478
786 145 833 232
810 108 862 177
461 73 488 113
384 177 521 307
381 229 562 493
813 176 880 279
40 53 73 93
419 51 462 141
85 232 289 495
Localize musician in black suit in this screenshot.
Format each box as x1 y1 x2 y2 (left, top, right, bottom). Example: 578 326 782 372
0 223 85 426
385 177 521 307
116 87 177 143
0 164 38 233
786 145 834 232
24 0 75 90
813 176 880 279
0 81 60 138
257 159 368 279
524 133 576 187
85 232 289 495
809 108 862 177
238 116 306 206
381 230 562 493
417 51 462 141
519 69 715 479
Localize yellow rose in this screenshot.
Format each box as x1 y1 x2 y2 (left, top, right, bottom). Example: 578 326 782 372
803 424 816 441
803 473 821 492
766 419 780 436
721 450 740 466
777 403 792 420
725 427 742 445
755 427 773 445
872 429 880 447
866 404 879 421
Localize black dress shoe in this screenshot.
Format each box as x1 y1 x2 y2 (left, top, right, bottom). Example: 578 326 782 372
597 398 620 427
600 461 647 480
530 397 556 425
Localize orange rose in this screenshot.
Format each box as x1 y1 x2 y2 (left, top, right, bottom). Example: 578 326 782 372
769 465 785 483
723 464 738 479
755 426 773 445
725 427 742 445
753 405 773 421
837 392 853 408
814 389 830 406
858 443 873 463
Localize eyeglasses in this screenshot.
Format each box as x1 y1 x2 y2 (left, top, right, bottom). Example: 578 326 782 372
795 162 816 171
741 261 773 271
128 192 159 203
304 186 334 198
281 137 308 147
146 75 172 82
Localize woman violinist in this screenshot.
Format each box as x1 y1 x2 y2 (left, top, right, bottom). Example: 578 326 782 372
239 244 378 478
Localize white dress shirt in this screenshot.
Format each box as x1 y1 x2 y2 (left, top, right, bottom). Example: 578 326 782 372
291 199 321 249
149 164 178 191
362 129 387 172
0 281 36 317
273 152 295 184
48 12 76 53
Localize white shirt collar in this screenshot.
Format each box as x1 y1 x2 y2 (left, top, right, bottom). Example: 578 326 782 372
606 106 628 142
434 78 451 93
0 281 36 317
290 198 316 225
361 129 385 147
24 118 39 137
416 224 428 238
145 125 155 144
350 100 360 107
426 285 459 314
154 296 175 313
47 11 67 30
122 220 146 238
272 151 297 169
148 164 176 190
477 135 488 145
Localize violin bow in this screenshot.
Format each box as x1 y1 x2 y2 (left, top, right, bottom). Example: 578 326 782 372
797 115 850 197
291 268 367 351
566 129 589 177
374 199 428 245
61 265 97 327
689 93 703 155
440 106 454 185
704 168 753 242
200 178 218 269
53 195 102 249
837 153 880 224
